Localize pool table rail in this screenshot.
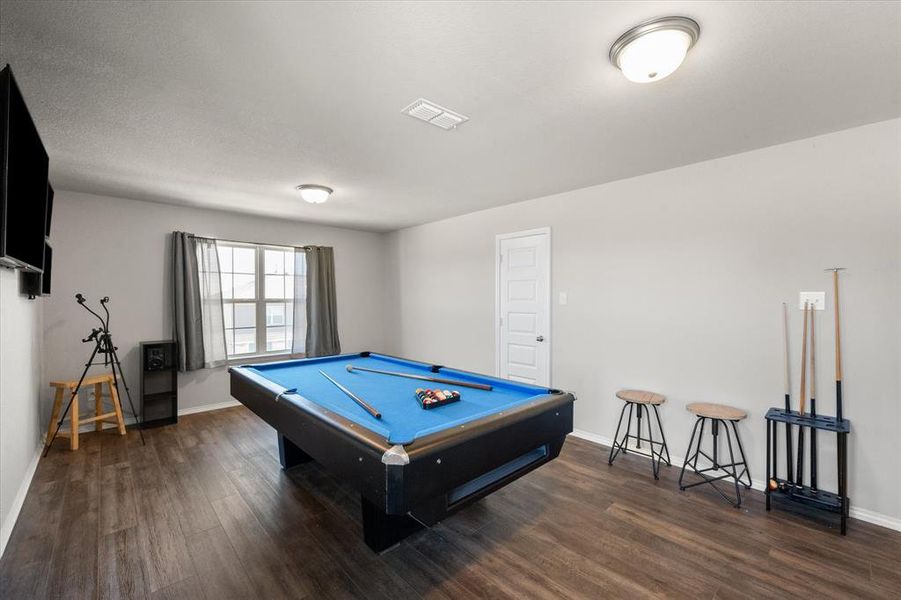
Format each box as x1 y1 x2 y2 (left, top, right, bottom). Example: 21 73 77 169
229 364 393 455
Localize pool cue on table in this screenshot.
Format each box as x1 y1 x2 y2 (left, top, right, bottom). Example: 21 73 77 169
345 364 493 391
782 303 794 484
809 302 818 490
826 267 846 421
319 370 382 419
796 301 809 488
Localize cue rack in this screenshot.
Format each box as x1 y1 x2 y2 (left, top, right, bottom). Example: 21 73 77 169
764 268 851 534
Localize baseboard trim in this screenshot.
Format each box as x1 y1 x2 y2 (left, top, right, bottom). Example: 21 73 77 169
847 506 901 532
57 399 243 435
178 399 241 416
0 444 43 559
571 428 612 448
568 429 901 533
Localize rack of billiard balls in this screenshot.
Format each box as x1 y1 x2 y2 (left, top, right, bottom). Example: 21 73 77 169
415 388 461 409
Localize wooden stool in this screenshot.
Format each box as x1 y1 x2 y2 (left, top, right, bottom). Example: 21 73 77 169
47 374 127 450
608 389 671 479
679 402 752 507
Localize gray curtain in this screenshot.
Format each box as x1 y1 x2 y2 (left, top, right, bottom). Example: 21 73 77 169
195 237 228 368
303 246 341 357
172 231 204 371
291 249 308 355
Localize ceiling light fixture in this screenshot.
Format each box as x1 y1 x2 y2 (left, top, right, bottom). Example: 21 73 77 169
609 16 700 83
296 184 333 204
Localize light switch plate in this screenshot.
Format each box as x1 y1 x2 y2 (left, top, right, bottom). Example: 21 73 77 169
559 292 568 305
799 291 825 310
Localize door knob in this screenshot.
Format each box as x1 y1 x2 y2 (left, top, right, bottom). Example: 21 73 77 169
536 335 544 342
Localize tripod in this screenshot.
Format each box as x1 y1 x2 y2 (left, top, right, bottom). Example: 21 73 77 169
43 294 145 456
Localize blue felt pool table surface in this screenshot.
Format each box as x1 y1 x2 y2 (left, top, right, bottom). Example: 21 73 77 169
242 353 553 445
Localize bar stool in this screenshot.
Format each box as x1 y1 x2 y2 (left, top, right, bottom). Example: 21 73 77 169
47 373 127 450
608 389 671 479
679 402 752 507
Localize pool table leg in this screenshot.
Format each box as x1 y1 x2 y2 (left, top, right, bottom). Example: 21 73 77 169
361 496 423 553
278 433 313 469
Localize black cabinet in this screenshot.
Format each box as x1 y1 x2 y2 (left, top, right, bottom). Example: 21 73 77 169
140 340 177 427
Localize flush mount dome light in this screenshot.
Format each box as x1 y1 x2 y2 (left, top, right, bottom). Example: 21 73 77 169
296 184 333 204
609 16 700 83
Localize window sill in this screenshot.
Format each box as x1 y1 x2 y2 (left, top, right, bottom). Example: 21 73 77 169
225 352 305 366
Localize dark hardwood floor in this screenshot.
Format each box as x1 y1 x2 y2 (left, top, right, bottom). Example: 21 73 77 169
1 406 898 599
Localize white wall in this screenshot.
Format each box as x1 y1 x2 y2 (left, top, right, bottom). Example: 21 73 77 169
0 268 44 556
43 191 390 420
386 119 901 525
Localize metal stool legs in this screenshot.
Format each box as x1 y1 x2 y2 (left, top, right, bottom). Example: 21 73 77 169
608 401 671 479
679 416 752 507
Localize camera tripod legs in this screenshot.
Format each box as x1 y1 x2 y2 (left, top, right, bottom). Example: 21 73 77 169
43 338 146 457
108 345 145 446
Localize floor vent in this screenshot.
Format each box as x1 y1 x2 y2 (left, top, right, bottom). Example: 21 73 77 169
401 98 469 130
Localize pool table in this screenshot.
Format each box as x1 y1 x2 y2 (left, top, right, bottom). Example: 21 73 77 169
229 352 575 551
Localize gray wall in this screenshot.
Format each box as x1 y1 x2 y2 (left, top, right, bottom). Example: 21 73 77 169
4 118 898 552
0 269 43 555
43 191 390 419
386 119 901 524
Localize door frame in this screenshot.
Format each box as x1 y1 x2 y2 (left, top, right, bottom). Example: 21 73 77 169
494 227 552 385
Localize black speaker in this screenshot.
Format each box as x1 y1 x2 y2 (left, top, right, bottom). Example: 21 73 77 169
145 346 166 371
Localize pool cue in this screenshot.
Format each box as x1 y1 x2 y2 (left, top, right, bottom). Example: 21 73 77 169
809 304 818 490
319 370 381 419
782 303 794 484
345 364 493 391
826 267 846 421
796 301 809 487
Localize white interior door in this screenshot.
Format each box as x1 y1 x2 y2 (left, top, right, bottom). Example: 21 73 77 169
496 229 550 385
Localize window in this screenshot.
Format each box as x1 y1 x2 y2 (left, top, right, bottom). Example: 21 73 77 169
216 242 305 358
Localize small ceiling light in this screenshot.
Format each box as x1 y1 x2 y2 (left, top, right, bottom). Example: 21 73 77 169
296 184 333 204
609 16 700 83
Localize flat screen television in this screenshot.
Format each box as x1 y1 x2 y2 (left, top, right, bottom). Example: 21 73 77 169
41 242 51 294
45 182 53 237
0 64 49 272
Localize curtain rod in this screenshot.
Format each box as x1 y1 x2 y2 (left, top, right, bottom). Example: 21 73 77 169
186 233 315 250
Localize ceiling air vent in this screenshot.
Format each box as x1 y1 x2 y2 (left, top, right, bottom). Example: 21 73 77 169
401 98 468 130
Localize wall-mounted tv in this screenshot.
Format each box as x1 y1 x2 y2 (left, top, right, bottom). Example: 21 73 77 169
46 182 54 237
22 241 51 298
1 64 49 272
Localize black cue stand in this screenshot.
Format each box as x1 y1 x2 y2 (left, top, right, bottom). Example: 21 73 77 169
140 340 178 427
765 408 850 534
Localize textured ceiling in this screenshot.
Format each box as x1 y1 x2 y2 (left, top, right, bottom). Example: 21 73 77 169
1 1 899 231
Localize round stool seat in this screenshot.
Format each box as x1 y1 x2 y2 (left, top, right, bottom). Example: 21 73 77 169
616 389 665 405
686 402 747 421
